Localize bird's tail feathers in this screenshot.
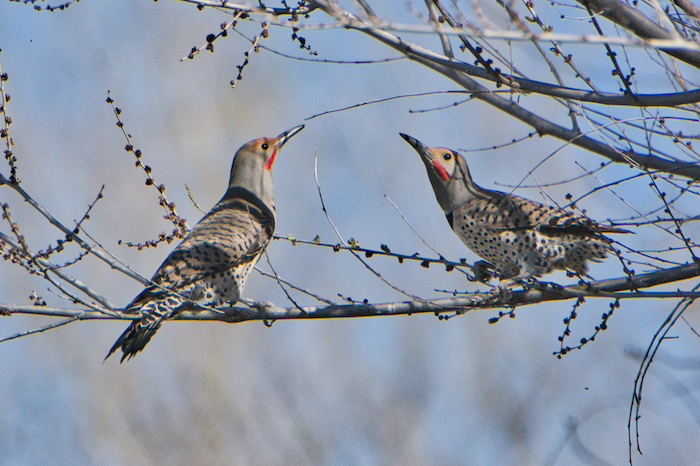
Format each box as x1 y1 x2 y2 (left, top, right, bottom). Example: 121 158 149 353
105 300 175 363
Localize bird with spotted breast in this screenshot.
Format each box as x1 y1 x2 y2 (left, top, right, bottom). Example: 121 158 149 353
400 133 630 287
106 125 304 362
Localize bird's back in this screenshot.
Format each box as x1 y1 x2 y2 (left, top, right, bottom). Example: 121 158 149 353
128 187 276 310
108 189 275 362
450 190 627 279
454 188 626 235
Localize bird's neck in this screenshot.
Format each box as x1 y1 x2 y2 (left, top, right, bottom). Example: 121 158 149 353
220 186 276 215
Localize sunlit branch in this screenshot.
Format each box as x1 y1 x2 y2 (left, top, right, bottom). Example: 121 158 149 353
4 261 700 324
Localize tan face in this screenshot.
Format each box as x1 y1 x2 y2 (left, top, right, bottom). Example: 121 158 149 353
401 133 474 213
424 147 459 181
238 137 280 172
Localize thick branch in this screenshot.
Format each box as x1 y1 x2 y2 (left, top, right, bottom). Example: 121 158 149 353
579 0 700 68
315 4 700 106
416 57 700 177
672 0 700 21
410 44 700 107
4 262 699 322
444 40 699 106
444 29 700 104
325 20 700 179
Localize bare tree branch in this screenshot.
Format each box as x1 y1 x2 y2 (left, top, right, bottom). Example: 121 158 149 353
4 261 699 323
579 0 700 68
672 0 700 21
309 5 700 181
0 173 150 285
318 4 700 106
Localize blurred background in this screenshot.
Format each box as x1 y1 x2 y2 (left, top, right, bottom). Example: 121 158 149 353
1 1 699 464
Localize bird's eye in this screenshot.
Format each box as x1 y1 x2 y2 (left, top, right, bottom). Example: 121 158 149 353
262 143 269 150
443 153 452 161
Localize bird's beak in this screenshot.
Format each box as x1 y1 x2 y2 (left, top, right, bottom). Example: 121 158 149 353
401 132 453 183
275 124 305 149
400 133 434 164
264 125 304 171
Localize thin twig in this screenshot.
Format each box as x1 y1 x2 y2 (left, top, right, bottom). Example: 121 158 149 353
254 266 335 305
273 235 472 271
314 152 434 302
0 316 81 344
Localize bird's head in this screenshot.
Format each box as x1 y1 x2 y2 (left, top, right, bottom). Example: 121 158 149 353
228 125 305 207
400 133 475 213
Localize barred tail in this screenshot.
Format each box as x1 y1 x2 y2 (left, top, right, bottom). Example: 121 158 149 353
105 300 174 363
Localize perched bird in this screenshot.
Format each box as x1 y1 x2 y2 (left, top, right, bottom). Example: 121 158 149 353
400 133 630 286
107 125 304 362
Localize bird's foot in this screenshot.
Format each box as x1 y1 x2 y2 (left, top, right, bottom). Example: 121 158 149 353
496 275 539 304
496 281 514 304
520 277 541 290
530 279 562 291
470 260 495 283
240 298 275 327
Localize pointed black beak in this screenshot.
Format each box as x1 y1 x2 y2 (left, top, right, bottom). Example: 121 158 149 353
400 133 430 153
400 133 435 166
276 125 305 148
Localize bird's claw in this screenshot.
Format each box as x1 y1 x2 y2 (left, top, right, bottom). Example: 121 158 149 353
497 281 513 304
240 298 275 327
495 275 543 304
471 260 495 283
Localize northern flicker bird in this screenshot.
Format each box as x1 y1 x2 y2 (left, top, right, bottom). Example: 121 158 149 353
106 125 304 362
400 133 630 285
